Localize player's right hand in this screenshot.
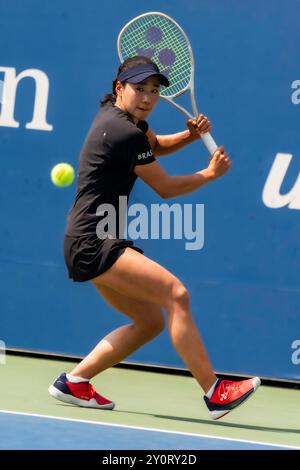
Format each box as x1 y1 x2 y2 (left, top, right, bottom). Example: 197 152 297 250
208 146 232 178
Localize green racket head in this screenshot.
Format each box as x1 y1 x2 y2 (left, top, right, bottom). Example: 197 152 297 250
117 12 194 98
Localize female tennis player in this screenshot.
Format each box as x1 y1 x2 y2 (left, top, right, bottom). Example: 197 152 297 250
49 56 260 420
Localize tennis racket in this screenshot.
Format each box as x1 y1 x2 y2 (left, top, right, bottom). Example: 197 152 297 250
117 11 218 155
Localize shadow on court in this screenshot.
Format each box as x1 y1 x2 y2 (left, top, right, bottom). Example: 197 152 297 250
55 404 300 435
113 410 300 435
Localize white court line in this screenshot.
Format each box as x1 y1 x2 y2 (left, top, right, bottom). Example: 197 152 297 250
0 409 298 449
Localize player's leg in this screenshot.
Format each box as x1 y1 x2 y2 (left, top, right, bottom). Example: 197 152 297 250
70 284 165 379
93 248 261 419
49 286 165 409
93 247 217 393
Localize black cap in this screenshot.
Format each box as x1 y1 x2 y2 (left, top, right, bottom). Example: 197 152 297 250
117 63 169 87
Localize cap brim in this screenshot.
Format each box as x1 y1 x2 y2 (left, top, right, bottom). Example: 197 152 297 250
127 72 169 87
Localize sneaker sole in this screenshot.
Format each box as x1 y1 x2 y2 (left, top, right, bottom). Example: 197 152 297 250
48 385 115 410
209 377 261 420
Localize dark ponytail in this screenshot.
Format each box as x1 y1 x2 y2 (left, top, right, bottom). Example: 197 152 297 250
100 55 160 107
100 79 118 107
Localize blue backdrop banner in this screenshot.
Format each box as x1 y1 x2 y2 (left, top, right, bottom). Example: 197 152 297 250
1 0 299 381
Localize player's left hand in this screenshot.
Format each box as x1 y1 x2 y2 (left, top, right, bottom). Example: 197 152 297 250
187 114 212 140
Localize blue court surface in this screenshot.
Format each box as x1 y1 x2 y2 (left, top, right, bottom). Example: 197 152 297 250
0 411 296 450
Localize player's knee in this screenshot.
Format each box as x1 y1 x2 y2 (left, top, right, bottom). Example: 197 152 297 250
171 282 190 309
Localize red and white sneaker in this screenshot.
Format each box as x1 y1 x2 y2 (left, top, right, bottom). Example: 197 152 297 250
48 373 115 410
204 377 261 420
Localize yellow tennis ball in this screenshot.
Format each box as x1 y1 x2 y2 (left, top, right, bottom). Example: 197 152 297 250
51 163 75 187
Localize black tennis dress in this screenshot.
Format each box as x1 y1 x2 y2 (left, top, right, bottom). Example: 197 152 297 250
64 101 155 282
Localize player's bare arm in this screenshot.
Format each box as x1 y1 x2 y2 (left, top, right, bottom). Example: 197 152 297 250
146 114 212 157
134 147 231 199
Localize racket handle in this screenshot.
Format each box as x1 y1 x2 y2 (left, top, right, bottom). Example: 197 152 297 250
200 132 218 155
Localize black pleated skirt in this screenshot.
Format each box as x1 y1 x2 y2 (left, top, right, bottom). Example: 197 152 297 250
64 234 143 282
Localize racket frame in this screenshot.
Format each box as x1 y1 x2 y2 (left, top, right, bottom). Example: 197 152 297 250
117 11 218 154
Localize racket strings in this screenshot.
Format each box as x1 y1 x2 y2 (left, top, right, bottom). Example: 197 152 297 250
119 14 192 97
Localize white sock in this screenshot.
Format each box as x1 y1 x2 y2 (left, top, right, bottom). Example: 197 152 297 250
205 379 219 399
66 373 89 383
